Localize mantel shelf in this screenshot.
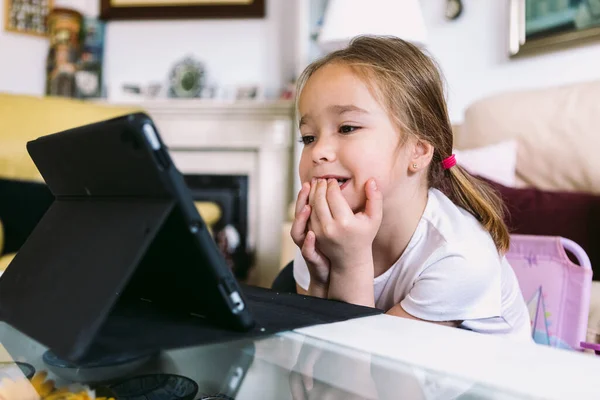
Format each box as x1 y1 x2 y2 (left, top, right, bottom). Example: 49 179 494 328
95 99 296 119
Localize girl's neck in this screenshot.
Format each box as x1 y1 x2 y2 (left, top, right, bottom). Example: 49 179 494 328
371 186 429 278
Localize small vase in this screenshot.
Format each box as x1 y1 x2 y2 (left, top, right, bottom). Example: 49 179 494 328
45 8 83 98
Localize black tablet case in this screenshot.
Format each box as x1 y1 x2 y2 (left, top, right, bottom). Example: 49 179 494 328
0 113 382 363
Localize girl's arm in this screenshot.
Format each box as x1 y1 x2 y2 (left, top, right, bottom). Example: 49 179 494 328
296 284 308 295
386 253 495 328
386 304 462 327
327 256 375 308
297 282 328 298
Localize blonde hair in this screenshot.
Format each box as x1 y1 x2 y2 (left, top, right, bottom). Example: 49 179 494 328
295 35 510 253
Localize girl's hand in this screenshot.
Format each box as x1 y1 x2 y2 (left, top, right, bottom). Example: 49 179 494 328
290 181 331 293
310 178 383 270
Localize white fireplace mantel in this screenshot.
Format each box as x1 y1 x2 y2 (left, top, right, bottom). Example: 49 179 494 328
106 99 297 287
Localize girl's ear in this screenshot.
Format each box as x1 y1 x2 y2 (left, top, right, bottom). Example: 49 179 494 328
409 139 434 173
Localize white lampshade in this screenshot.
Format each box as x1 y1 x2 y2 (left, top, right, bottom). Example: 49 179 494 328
317 0 428 52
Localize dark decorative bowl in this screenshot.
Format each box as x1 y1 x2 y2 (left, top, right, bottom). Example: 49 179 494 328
0 361 36 379
110 373 198 400
43 350 154 384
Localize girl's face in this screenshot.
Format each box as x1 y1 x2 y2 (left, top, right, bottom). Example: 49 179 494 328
298 63 414 212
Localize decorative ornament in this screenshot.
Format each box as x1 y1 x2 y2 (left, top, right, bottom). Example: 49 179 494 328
168 56 206 98
445 0 463 20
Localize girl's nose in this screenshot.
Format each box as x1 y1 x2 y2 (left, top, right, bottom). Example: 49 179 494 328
311 136 337 164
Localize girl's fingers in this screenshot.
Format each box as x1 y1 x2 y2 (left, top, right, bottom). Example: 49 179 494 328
301 230 318 262
295 182 310 217
308 178 317 206
364 178 383 221
313 179 333 226
291 204 311 246
325 178 353 221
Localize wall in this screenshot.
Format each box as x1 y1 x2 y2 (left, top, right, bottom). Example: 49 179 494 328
2 0 599 118
0 0 297 99
420 0 600 123
104 0 296 100
0 7 49 95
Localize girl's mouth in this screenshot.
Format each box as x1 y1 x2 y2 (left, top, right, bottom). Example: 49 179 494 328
336 178 350 190
314 176 351 190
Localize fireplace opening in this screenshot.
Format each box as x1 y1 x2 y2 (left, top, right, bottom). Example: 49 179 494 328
183 174 253 281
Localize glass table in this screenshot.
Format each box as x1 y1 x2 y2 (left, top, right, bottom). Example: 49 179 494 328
0 319 548 400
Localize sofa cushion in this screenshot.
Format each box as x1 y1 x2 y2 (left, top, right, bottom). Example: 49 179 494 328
481 177 600 280
457 80 600 193
454 140 518 187
0 93 140 181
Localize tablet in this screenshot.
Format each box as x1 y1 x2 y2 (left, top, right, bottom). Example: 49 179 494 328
0 112 381 362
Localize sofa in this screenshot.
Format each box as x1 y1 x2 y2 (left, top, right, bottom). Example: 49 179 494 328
0 93 222 273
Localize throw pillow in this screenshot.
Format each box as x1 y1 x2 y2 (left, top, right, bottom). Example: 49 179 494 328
454 140 518 187
480 177 600 280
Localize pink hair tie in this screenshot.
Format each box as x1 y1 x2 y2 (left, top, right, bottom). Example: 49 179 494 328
442 154 456 170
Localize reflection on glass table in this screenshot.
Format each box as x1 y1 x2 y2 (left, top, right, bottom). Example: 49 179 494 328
0 321 535 400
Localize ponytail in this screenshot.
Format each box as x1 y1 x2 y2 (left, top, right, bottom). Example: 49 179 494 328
443 165 510 253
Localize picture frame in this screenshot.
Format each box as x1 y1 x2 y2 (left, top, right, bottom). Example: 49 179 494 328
235 84 263 101
509 0 600 56
4 0 54 37
99 0 265 20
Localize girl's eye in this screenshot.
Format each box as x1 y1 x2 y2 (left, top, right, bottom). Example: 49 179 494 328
299 135 315 145
339 125 359 134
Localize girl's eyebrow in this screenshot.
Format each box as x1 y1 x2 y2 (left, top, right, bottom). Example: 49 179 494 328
327 104 369 115
299 115 312 128
299 105 369 128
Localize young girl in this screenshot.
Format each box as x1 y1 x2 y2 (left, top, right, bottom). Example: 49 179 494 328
290 35 531 341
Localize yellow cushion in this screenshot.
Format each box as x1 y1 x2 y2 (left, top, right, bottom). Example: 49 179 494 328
0 253 15 272
194 202 222 236
0 93 141 181
194 202 221 227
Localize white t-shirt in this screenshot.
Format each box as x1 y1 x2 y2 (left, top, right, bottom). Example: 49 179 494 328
294 188 532 342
